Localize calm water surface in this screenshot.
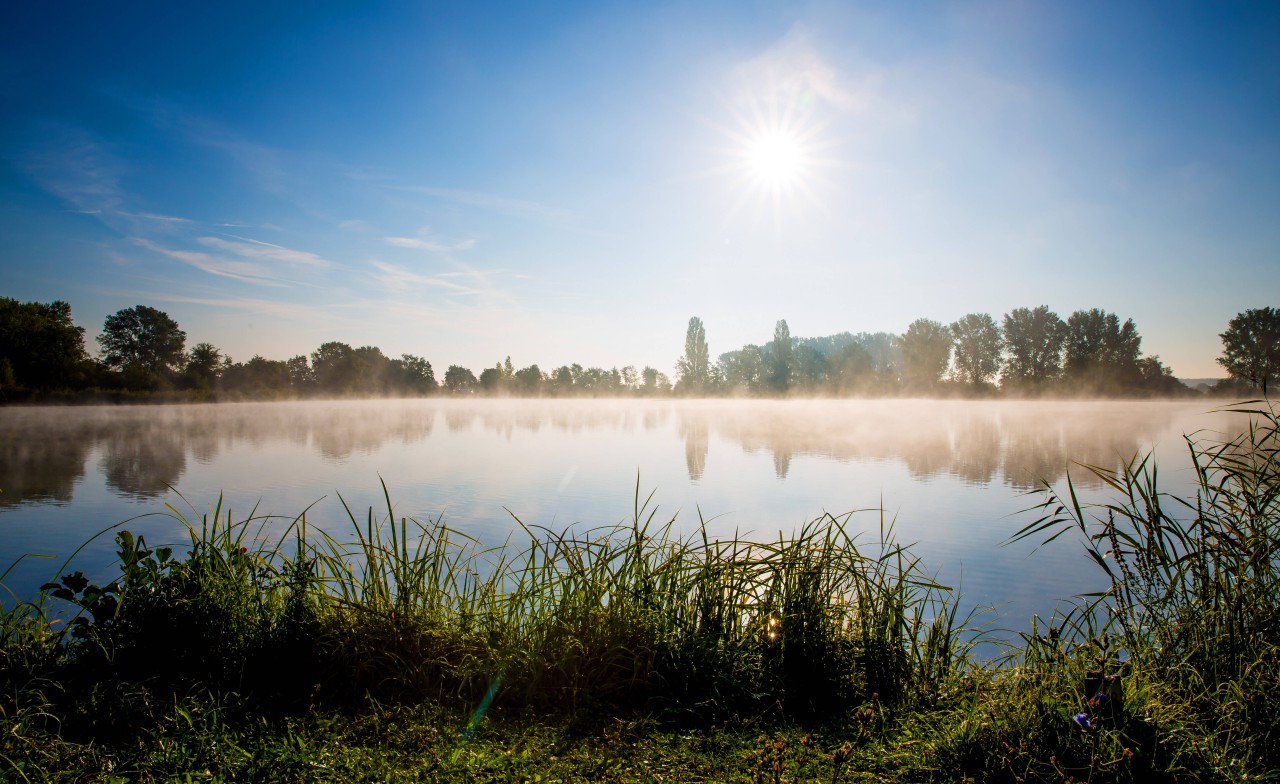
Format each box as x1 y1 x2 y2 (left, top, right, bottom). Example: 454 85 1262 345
0 399 1247 632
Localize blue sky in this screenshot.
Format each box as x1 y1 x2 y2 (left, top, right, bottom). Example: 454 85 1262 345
2 1 1277 378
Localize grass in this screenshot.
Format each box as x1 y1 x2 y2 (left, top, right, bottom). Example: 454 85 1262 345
1 402 1278 782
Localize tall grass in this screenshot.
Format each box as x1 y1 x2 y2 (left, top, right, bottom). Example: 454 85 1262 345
2 480 970 737
307 482 970 721
1011 401 1280 777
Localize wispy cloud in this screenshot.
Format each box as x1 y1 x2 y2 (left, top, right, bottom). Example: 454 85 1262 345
130 238 287 286
17 123 127 217
384 235 477 252
369 260 483 295
198 235 330 267
386 185 576 223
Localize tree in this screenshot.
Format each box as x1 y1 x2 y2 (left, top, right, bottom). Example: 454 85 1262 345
767 319 793 393
443 365 477 393
899 318 952 390
0 298 88 390
950 313 1003 387
393 354 437 394
1218 307 1280 395
98 305 186 375
790 345 828 391
478 366 503 392
1063 309 1142 391
514 364 544 395
1002 306 1067 388
718 346 766 394
286 355 314 391
311 341 357 393
829 343 874 394
183 342 223 391
620 365 638 390
675 316 711 394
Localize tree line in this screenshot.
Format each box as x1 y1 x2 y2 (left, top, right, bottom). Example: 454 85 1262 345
1 298 1277 400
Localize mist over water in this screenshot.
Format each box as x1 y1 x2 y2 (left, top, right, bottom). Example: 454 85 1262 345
0 399 1245 632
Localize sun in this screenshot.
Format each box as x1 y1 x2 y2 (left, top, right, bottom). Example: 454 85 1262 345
705 103 834 223
745 129 806 189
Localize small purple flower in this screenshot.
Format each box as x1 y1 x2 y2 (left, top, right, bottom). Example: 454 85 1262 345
1088 691 1109 709
1073 713 1092 730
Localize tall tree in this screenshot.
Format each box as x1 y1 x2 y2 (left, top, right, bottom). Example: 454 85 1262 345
98 305 186 375
1063 309 1142 390
768 319 793 393
0 298 88 390
675 316 712 394
1217 307 1280 395
1002 306 1067 388
899 318 952 390
950 313 1003 386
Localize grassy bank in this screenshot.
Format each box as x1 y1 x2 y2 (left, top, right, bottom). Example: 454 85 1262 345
2 404 1277 782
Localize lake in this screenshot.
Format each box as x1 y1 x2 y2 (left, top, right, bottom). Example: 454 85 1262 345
0 398 1247 634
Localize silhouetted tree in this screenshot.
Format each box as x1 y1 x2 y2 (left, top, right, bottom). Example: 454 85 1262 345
1218 307 1280 395
1002 306 1067 389
899 318 951 390
182 342 223 391
950 313 1003 387
98 305 186 377
0 298 88 390
675 316 712 394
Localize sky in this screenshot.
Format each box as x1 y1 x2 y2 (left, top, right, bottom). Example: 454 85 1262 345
2 1 1278 379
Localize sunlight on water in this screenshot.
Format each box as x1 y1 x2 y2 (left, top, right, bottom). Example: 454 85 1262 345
0 399 1247 632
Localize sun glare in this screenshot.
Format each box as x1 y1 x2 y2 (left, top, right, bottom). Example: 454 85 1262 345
706 101 834 224
746 130 804 187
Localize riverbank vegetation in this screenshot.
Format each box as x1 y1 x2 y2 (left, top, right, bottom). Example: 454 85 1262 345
1 403 1276 781
3 298 1276 402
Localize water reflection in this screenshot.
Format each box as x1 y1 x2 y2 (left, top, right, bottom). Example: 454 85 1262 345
670 401 1224 487
100 423 187 499
0 410 96 505
0 399 1242 508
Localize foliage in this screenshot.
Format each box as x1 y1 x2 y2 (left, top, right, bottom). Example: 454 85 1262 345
767 319 794 393
898 318 952 391
1217 306 1280 395
1012 401 1280 778
950 312 1003 387
675 316 712 394
0 298 89 391
443 364 478 394
1063 309 1143 392
97 305 187 378
1002 305 1068 389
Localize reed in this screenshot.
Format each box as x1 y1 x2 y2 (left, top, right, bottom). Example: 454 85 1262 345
1010 400 1280 778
